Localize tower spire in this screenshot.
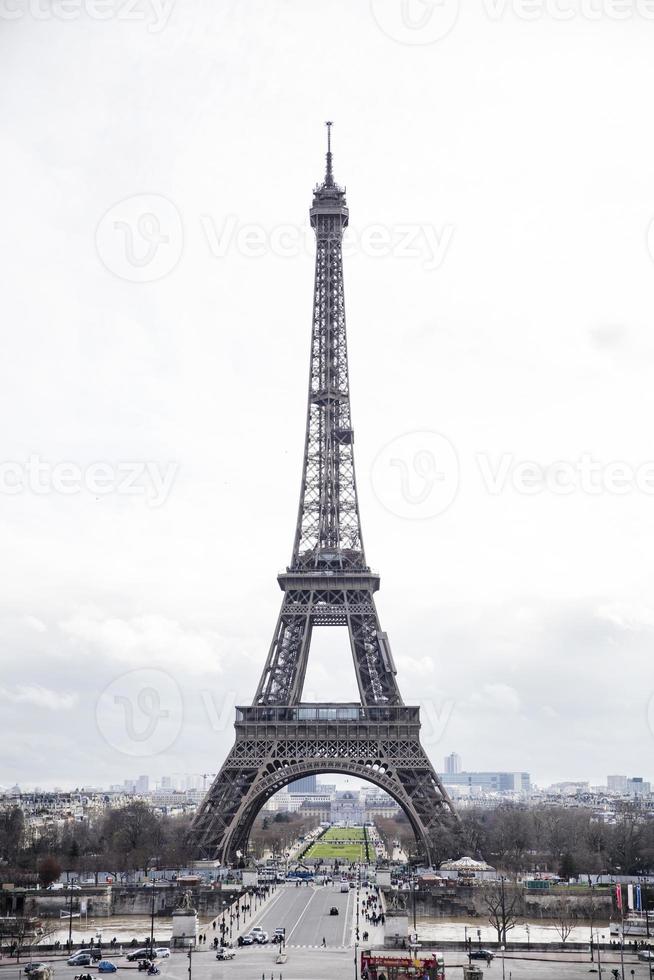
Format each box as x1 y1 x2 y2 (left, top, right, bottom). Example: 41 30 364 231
325 119 334 187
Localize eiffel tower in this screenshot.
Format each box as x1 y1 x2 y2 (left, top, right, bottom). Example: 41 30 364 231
192 123 457 865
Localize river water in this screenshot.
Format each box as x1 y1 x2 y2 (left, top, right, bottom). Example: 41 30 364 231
46 914 215 946
417 916 610 946
46 914 612 947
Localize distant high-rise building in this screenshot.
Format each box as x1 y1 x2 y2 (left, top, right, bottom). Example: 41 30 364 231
440 771 531 794
607 774 627 794
160 776 172 790
289 775 317 793
444 753 462 775
626 777 651 796
135 775 149 794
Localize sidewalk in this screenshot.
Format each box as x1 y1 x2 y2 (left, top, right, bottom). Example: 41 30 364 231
352 881 385 947
203 882 286 946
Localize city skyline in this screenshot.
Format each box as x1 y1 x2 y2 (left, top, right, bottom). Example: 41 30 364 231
4 758 653 797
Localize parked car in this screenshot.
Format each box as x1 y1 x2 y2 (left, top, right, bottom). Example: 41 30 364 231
469 950 494 961
215 949 236 961
24 963 47 974
638 950 654 961
126 950 155 962
97 962 117 973
329 907 339 916
153 949 170 959
68 954 93 967
236 934 254 947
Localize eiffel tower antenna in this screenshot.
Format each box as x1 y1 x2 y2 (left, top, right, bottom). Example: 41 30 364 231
325 119 334 186
192 126 458 866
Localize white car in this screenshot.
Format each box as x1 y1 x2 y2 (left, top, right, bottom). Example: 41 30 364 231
216 948 235 961
154 949 170 959
249 927 268 943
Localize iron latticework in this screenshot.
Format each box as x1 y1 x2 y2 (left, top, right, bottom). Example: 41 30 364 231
192 124 456 865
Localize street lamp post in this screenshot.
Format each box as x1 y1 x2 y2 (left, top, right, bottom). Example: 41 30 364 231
594 929 603 980
149 878 156 951
412 874 418 933
67 877 77 950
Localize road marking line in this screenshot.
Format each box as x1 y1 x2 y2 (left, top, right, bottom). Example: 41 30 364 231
342 886 353 947
285 887 319 944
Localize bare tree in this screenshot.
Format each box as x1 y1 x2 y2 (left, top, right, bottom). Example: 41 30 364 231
551 898 577 943
483 878 520 944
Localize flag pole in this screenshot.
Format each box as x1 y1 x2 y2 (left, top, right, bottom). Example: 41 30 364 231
616 884 625 980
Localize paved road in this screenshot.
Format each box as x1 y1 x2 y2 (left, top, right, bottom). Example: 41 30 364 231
2 936 651 980
249 882 354 948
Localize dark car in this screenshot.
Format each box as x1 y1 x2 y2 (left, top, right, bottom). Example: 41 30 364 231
470 949 494 961
68 954 93 967
126 950 155 963
24 964 47 974
71 950 101 963
329 907 339 916
237 934 254 947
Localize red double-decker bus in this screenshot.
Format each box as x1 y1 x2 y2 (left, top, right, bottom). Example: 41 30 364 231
360 950 445 979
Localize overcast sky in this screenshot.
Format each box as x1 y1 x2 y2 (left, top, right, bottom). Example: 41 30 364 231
1 0 654 792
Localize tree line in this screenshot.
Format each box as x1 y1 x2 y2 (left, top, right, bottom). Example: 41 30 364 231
0 802 194 883
2 798 652 882
376 802 654 875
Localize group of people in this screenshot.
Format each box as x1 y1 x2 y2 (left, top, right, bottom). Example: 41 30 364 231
361 886 385 928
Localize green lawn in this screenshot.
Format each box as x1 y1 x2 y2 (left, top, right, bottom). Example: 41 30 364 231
303 825 370 862
304 841 367 862
321 826 366 841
